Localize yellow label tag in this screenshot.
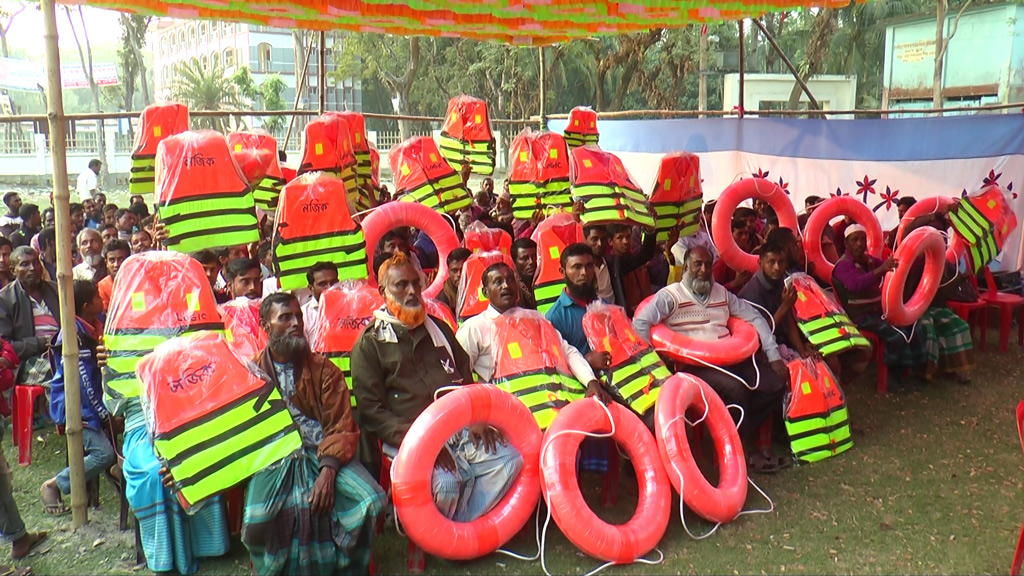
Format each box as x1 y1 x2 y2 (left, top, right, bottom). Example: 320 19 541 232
225 328 234 342
801 381 812 395
589 122 595 128
475 114 482 124
233 143 242 152
185 290 199 312
519 151 528 162
131 292 145 311
153 126 162 138
315 142 323 156
602 336 610 351
549 149 558 159
549 246 559 259
583 159 592 168
663 179 672 190
355 133 362 144
797 292 808 302
573 119 579 127
430 153 437 162
988 199 997 209
450 112 457 123
507 342 522 359
823 376 832 389
401 164 410 176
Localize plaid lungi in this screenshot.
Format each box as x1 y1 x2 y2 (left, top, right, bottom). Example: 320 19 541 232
242 449 386 576
919 307 974 375
854 315 929 370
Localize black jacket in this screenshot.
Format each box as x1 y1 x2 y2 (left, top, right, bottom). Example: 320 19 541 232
607 230 657 311
0 280 60 359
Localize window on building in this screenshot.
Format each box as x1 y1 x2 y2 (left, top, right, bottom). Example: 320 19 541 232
211 22 219 38
257 43 272 73
161 36 168 56
199 22 208 43
223 47 235 68
200 54 209 70
212 52 220 69
177 30 185 48
187 24 196 48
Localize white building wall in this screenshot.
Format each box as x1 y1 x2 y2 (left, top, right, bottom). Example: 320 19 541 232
723 73 858 118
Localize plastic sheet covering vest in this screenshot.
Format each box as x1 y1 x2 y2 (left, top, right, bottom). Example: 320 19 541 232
309 280 384 409
61 2 850 46
272 172 369 292
790 273 870 356
492 309 585 430
389 136 471 215
297 115 364 213
457 250 513 322
530 213 582 315
103 251 224 414
227 130 286 213
219 297 268 360
563 107 599 150
463 221 511 256
784 356 852 464
438 95 496 176
570 146 655 229
130 102 189 196
650 152 703 243
948 184 1018 272
507 129 573 220
155 130 260 253
137 330 302 510
369 143 381 190
325 111 375 211
582 301 670 416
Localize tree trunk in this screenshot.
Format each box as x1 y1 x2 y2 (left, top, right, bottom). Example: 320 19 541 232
293 30 307 108
933 0 946 111
788 8 836 111
122 14 150 106
67 7 107 185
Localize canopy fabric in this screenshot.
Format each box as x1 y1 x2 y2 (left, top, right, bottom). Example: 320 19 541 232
59 0 847 44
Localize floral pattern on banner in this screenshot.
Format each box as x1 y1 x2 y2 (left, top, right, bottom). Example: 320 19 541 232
873 186 899 213
856 175 877 204
831 187 846 198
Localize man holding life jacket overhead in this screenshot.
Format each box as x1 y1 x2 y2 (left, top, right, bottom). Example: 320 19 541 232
632 245 789 473
351 252 523 522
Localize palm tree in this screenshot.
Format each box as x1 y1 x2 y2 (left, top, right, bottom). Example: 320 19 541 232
171 58 242 132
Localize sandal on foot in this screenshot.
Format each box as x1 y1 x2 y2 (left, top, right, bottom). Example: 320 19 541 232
0 564 31 576
41 502 68 516
747 453 780 475
11 532 47 560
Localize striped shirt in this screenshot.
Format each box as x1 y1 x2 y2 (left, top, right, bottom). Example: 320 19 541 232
31 295 58 342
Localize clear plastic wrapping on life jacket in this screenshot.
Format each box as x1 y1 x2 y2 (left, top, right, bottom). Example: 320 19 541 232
783 355 852 464
388 136 470 215
507 129 573 220
650 152 703 243
569 146 655 229
228 130 283 183
439 95 495 176
457 250 514 321
369 143 381 190
492 309 575 380
310 280 383 356
103 251 225 415
463 221 511 255
219 297 267 360
133 102 190 157
949 184 1018 272
563 106 600 149
137 331 301 511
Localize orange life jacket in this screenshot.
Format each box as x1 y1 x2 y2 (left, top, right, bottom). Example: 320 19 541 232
464 222 512 256
297 116 362 212
227 130 285 213
389 136 471 215
438 95 496 175
492 310 586 429
784 356 852 464
650 152 703 243
570 146 654 229
563 106 599 149
530 213 582 315
155 130 260 253
137 330 301 509
218 297 267 360
103 251 224 409
325 111 374 203
369 143 381 190
272 172 368 292
949 184 1018 272
310 280 384 409
582 302 669 415
130 103 189 196
791 273 870 356
508 129 572 220
457 250 514 322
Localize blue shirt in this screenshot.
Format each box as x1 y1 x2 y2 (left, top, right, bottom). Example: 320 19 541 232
545 291 596 356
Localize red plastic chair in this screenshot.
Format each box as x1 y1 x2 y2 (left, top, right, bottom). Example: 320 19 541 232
947 299 988 352
379 447 426 574
859 331 887 394
12 385 46 466
1011 400 1024 576
977 268 1024 353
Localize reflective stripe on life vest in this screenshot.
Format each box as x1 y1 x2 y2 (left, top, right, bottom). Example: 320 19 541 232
606 350 669 416
254 175 286 212
509 179 572 220
398 170 471 214
564 134 599 149
652 197 702 243
129 156 157 196
799 313 871 356
534 282 564 316
160 190 261 254
572 183 655 228
494 368 585 430
438 133 496 175
273 231 369 291
324 353 358 408
949 197 999 272
785 406 853 463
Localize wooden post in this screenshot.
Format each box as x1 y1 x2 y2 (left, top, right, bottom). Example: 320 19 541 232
41 0 87 528
738 19 745 118
698 25 707 117
283 31 316 151
318 30 326 115
538 47 546 130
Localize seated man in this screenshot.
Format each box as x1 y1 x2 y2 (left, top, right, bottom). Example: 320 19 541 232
456 262 608 402
436 248 471 315
301 261 339 342
712 218 753 294
738 241 812 363
545 242 610 367
632 245 788 473
96 240 130 311
224 257 263 302
351 253 522 522
243 293 385 575
73 228 105 283
511 238 538 310
0 247 59 388
832 224 928 388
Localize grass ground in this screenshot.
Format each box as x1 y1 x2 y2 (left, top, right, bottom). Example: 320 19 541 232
1 329 1022 575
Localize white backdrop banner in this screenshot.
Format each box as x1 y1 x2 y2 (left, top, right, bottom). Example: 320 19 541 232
548 115 1024 270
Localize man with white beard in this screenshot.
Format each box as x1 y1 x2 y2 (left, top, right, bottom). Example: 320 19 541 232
72 228 106 283
632 245 791 474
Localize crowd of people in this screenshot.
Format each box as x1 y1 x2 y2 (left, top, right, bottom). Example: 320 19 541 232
0 154 985 576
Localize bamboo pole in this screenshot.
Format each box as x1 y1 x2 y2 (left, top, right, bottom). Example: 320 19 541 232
283 31 317 151
41 0 87 528
538 47 546 130
738 19 745 118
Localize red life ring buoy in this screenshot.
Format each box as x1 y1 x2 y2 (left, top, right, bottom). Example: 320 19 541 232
894 196 962 264
541 398 670 564
882 227 946 326
635 295 759 366
803 196 883 282
655 373 747 523
361 201 460 299
712 178 799 274
392 384 542 560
